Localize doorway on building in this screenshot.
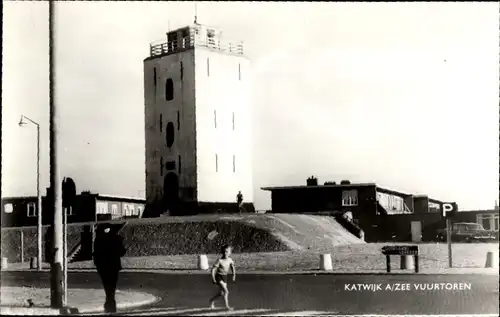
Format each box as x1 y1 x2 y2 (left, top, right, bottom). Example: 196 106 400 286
411 221 422 242
163 173 179 210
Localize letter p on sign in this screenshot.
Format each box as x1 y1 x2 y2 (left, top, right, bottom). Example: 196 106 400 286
442 202 457 218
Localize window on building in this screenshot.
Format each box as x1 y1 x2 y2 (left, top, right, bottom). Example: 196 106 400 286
166 122 175 147
207 58 210 76
160 114 163 132
178 155 182 174
180 62 184 81
137 206 143 217
4 203 13 214
429 201 440 213
160 157 164 176
342 190 358 206
124 205 129 217
153 67 157 87
215 154 218 172
165 78 174 101
177 111 180 130
214 110 217 128
233 155 235 173
232 112 235 130
166 161 176 170
207 29 216 46
238 63 241 80
112 204 118 215
27 202 36 217
477 214 500 231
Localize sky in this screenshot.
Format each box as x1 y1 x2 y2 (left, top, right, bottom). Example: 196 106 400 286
2 1 499 211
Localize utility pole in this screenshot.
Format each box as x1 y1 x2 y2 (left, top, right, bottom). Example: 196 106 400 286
49 0 64 308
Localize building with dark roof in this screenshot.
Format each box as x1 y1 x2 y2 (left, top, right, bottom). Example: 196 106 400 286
262 176 499 242
261 176 447 242
1 191 145 228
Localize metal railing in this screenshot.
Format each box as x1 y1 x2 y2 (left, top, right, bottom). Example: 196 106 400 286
150 35 244 57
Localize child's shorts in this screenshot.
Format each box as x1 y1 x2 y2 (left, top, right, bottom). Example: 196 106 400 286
215 274 227 284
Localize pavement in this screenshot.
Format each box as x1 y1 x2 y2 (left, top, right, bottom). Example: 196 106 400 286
0 286 158 315
1 271 498 316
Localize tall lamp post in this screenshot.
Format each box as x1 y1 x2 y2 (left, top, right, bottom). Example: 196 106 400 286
18 115 42 271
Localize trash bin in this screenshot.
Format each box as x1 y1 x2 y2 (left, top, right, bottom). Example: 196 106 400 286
1 257 8 269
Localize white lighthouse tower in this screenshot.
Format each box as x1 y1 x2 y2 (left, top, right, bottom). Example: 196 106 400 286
143 23 254 215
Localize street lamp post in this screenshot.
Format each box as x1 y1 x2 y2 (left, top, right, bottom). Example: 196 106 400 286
18 115 42 271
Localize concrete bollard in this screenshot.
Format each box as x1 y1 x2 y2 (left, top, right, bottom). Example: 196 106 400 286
400 255 415 270
198 254 209 270
1 257 8 269
485 251 499 268
30 257 38 270
320 253 333 271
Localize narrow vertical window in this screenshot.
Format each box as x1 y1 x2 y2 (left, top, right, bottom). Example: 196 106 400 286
238 63 241 81
214 110 217 128
207 58 210 76
180 61 184 81
232 112 235 130
177 111 180 130
233 155 235 173
160 157 164 176
160 114 163 132
166 122 175 148
215 154 218 172
165 78 174 101
153 67 157 96
178 155 182 174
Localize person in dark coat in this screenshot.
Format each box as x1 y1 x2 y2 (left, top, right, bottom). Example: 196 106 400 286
93 224 127 313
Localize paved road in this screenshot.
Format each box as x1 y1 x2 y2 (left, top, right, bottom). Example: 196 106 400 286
1 271 498 316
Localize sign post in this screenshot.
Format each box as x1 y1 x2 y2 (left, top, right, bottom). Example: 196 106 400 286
442 202 457 268
446 217 452 268
61 177 75 307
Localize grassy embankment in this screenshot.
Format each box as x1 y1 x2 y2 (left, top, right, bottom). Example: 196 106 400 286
3 214 496 272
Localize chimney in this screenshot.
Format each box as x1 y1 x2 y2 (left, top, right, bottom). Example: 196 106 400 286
306 176 318 186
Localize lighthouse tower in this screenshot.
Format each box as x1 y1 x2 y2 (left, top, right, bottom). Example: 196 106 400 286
143 23 254 215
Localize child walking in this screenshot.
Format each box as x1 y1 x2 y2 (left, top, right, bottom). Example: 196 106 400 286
209 245 236 310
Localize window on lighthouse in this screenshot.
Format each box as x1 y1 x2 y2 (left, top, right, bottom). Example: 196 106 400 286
165 78 174 101
166 122 175 148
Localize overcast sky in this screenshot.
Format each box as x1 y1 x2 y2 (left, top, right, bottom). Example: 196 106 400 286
2 1 499 211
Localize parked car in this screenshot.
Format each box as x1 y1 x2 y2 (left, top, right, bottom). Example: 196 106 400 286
436 222 497 243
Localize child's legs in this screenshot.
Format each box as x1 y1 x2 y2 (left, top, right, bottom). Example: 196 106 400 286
219 281 230 307
210 283 224 304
